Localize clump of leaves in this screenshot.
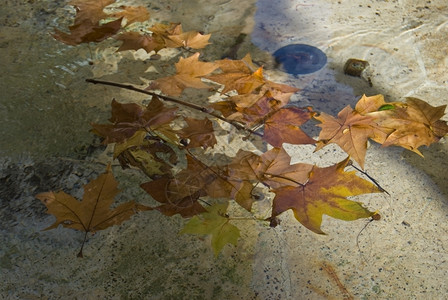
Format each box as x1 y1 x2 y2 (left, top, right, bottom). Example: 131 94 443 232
52 0 210 54
39 0 448 257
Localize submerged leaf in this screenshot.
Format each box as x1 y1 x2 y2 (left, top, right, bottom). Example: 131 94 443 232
177 117 217 149
180 203 240 256
36 164 150 232
91 97 178 144
36 164 151 256
263 107 315 147
149 53 218 96
52 17 123 45
369 97 448 155
270 157 381 234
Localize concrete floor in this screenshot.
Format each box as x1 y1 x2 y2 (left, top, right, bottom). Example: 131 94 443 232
1 0 447 299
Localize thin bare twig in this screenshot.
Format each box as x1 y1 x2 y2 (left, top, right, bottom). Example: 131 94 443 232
348 161 390 195
85 78 262 137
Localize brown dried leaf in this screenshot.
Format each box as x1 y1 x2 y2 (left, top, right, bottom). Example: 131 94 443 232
36 164 151 256
369 97 448 155
91 97 178 144
263 107 315 147
141 155 230 216
52 17 123 45
314 105 383 169
178 117 217 149
69 0 116 23
115 32 163 53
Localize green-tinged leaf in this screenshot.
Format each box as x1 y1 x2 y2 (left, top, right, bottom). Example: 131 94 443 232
378 104 395 111
270 157 381 234
180 203 240 256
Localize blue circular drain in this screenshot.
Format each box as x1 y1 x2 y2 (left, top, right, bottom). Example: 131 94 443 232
273 44 327 75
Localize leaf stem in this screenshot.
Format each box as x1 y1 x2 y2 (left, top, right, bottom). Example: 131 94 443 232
264 172 306 187
77 231 88 258
348 161 390 195
85 78 261 136
227 216 265 221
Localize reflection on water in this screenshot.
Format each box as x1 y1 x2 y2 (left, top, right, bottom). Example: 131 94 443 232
0 1 111 159
1 0 447 299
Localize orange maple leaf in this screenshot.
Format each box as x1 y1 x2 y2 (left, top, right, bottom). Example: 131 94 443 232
207 65 265 95
226 147 310 210
109 5 150 25
165 31 211 49
36 164 150 257
270 157 381 234
314 95 394 169
149 22 183 36
314 106 380 169
206 54 265 94
148 52 218 96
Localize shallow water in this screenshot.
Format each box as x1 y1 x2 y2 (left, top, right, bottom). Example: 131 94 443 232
1 0 447 299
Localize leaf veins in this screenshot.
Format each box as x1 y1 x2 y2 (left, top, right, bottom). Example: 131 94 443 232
270 157 381 234
36 164 150 257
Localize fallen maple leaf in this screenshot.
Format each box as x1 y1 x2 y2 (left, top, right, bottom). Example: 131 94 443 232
148 52 218 96
314 106 380 169
369 97 448 155
36 164 150 257
180 203 240 256
149 22 182 36
227 92 274 125
263 107 315 147
208 100 237 118
109 6 150 26
140 155 231 217
314 94 396 169
270 157 381 234
226 147 310 210
52 17 123 45
140 175 208 217
115 132 178 179
115 32 164 53
316 95 448 166
166 31 211 49
205 54 265 95
214 53 259 73
91 97 178 143
207 64 265 95
69 0 115 23
228 147 311 189
177 117 217 149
